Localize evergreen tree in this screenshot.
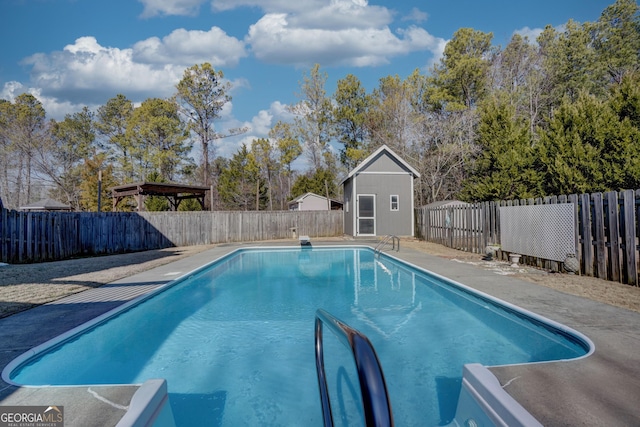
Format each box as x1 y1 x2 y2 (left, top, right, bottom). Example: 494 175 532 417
291 168 338 199
218 144 262 210
176 63 246 186
610 73 640 128
95 94 134 182
79 154 117 212
592 0 640 85
143 171 171 212
538 21 601 104
177 198 203 211
126 97 190 182
333 74 371 169
461 96 541 201
536 91 640 194
427 28 494 111
605 75 640 189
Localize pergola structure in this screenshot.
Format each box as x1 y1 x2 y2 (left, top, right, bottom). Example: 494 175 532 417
111 182 210 211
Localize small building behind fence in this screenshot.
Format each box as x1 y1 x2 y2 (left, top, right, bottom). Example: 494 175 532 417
288 192 343 211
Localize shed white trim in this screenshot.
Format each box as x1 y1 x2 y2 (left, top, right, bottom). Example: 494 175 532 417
339 145 420 185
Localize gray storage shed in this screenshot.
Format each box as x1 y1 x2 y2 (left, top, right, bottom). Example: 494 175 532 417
341 145 420 237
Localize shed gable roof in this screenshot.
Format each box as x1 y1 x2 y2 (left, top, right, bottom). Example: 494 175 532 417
288 192 343 206
289 192 324 203
340 144 420 185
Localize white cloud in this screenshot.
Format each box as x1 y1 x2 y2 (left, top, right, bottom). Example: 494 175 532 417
402 7 428 23
0 81 25 100
250 109 273 135
288 0 392 30
20 29 244 110
239 101 293 135
211 0 324 14
139 0 205 17
1 81 98 121
268 101 294 120
214 100 294 158
247 14 445 67
139 0 444 69
513 24 566 45
398 26 447 67
210 0 442 67
22 36 183 104
140 0 326 16
513 26 544 43
9 0 447 134
397 26 443 51
228 77 251 94
132 27 247 67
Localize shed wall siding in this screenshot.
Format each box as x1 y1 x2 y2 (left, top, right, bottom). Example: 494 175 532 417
344 180 354 235
358 152 407 174
299 195 329 211
354 173 413 236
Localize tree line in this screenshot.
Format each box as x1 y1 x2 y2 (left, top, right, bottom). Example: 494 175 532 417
0 0 638 211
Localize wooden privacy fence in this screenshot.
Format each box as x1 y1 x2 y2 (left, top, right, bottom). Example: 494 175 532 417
0 209 344 264
415 189 640 287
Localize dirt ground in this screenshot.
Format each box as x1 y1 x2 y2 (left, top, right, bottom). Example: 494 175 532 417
1 239 639 319
402 239 640 314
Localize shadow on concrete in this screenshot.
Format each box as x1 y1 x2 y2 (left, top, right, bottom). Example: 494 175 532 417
0 279 176 399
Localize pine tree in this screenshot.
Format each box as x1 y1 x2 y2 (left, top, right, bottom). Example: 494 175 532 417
535 92 635 195
461 96 541 201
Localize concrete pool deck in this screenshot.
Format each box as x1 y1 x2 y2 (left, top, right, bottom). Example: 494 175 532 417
1 240 639 426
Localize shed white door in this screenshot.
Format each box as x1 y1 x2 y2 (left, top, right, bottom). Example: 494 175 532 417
357 194 376 236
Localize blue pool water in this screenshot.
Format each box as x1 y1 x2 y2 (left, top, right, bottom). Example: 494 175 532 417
7 247 590 426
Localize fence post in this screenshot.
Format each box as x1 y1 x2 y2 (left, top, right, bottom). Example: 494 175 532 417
607 191 621 282
580 193 594 276
592 193 607 280
475 203 482 253
1 206 7 263
465 205 472 252
481 202 488 248
622 190 638 286
568 194 580 271
496 201 501 249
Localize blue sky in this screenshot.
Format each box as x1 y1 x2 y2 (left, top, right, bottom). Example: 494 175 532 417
0 0 615 161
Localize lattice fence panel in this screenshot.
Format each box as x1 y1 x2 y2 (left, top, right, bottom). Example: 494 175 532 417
499 204 575 262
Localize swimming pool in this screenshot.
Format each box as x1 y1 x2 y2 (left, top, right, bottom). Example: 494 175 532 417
4 247 592 426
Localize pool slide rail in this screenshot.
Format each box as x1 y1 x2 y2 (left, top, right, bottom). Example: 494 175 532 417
374 235 400 257
314 308 394 427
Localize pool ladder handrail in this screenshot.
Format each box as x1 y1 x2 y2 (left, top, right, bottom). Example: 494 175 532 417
374 235 400 256
314 309 394 427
